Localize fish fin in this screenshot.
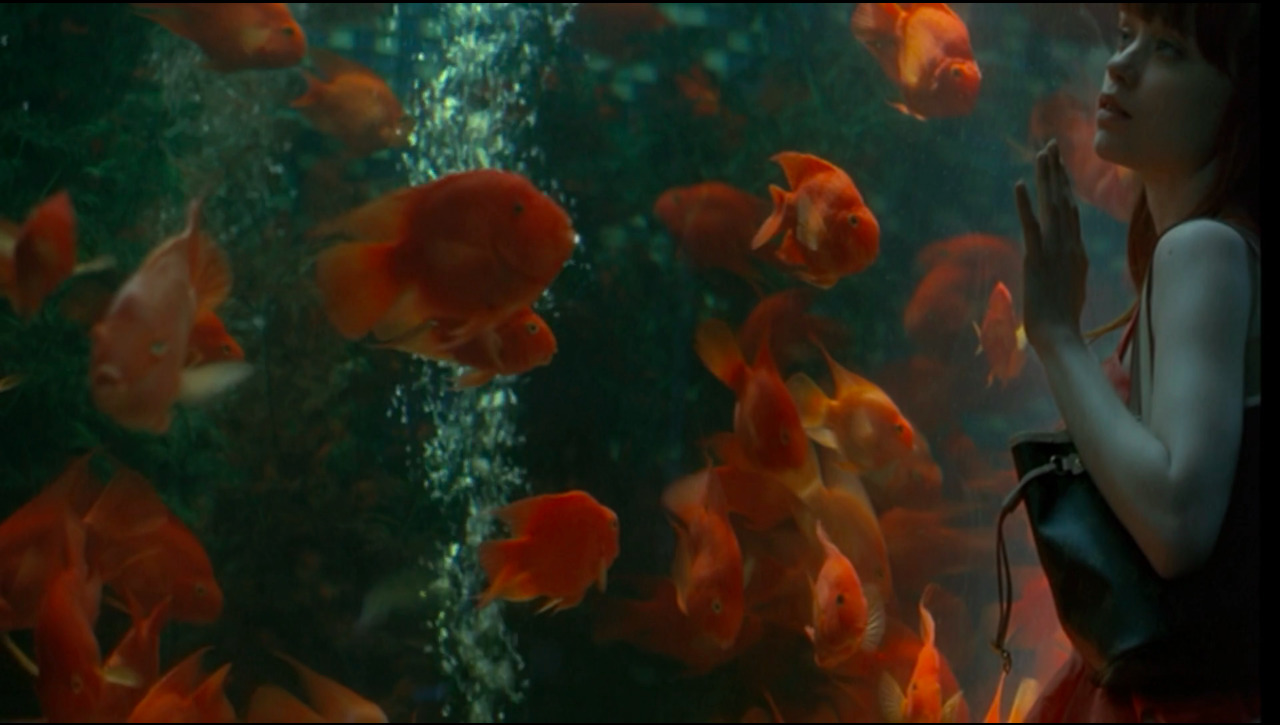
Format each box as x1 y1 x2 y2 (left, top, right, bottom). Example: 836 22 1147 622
771 152 839 190
973 321 984 355
785 373 829 430
310 47 379 81
71 255 116 277
694 319 748 394
490 496 549 536
130 4 195 40
803 624 816 643
452 368 496 389
475 539 524 609
102 663 143 688
309 187 416 242
984 668 1007 723
535 598 564 615
888 101 928 120
1008 678 1040 724
247 684 327 723
83 466 169 540
0 375 23 394
750 185 789 250
878 671 906 723
291 71 327 108
180 200 232 314
861 584 886 652
597 561 608 593
177 361 253 405
850 3 905 82
1 632 38 677
314 240 401 339
942 691 966 723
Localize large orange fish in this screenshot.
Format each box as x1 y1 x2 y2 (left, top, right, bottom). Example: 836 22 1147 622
131 3 306 72
851 3 982 120
244 652 388 723
695 319 810 473
973 281 1026 388
292 48 412 158
652 181 772 289
661 467 746 650
751 152 880 288
377 306 556 389
88 201 251 433
0 191 78 319
476 490 620 613
314 170 577 350
126 647 236 722
805 521 886 669
787 340 916 475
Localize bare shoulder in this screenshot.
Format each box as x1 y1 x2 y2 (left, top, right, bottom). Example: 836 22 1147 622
1153 218 1253 282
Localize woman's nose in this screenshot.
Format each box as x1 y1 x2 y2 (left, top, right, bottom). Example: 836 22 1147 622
1106 46 1138 86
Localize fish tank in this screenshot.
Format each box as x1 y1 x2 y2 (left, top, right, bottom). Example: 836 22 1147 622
0 3 1143 722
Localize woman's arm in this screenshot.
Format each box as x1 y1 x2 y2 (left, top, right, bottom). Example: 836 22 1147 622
1035 219 1251 579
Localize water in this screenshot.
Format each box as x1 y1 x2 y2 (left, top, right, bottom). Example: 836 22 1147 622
0 3 1145 722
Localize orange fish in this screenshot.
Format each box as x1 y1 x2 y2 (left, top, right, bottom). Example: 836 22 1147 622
314 170 577 351
661 467 746 650
185 309 244 367
1028 89 1140 222
246 651 389 723
805 521 886 669
879 587 967 723
737 289 851 371
0 190 78 319
84 467 224 624
695 319 810 473
851 3 982 120
292 48 412 158
126 647 237 722
973 281 1026 387
984 670 1041 724
131 3 306 72
903 233 1022 357
652 182 772 289
97 596 172 720
88 200 252 433
476 490 620 613
751 152 880 288
377 306 556 389
787 340 916 475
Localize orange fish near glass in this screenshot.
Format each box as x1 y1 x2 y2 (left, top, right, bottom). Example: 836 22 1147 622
0 191 78 319
292 48 413 158
751 152 881 289
851 2 982 120
130 3 306 72
477 490 620 613
314 169 577 352
973 281 1027 388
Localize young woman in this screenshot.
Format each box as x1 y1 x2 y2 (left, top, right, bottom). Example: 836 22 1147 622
1013 4 1260 722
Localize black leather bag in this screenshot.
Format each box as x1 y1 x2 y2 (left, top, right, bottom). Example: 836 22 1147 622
991 430 1177 693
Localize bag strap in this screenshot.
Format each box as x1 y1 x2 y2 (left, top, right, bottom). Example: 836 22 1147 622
991 456 1079 673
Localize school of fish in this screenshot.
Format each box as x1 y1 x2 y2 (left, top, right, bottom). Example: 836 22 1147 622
0 2 1131 722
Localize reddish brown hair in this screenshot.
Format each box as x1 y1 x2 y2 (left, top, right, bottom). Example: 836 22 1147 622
1089 3 1259 340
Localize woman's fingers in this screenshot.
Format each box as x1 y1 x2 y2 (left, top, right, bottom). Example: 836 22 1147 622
1015 181 1041 260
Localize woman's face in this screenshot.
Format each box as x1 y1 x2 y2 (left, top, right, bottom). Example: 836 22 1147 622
1094 10 1234 178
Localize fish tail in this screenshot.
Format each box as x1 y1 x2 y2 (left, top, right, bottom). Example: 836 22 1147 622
694 319 748 393
475 539 530 609
314 240 401 339
750 185 790 250
850 4 905 80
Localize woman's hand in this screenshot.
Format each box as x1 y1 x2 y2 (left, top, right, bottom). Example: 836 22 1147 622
1015 140 1090 353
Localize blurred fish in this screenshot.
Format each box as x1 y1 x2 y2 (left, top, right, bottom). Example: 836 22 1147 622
186 310 244 367
879 586 967 723
568 3 670 61
130 3 306 72
752 152 880 288
476 491 620 613
662 467 746 649
0 191 78 319
851 3 982 120
737 289 851 371
89 199 252 434
126 647 236 722
653 182 772 291
255 651 389 723
292 48 412 158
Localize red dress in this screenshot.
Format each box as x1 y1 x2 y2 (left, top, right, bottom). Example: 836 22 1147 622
1025 313 1261 724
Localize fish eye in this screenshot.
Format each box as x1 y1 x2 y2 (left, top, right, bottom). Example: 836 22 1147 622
150 341 168 357
221 344 232 354
70 673 84 694
951 66 963 78
779 429 790 446
711 599 723 614
281 26 295 35
836 593 846 606
847 214 859 227
609 517 619 529
526 322 539 335
513 202 525 215
195 582 207 597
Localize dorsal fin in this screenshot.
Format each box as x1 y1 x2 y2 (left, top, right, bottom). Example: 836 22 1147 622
771 152 839 190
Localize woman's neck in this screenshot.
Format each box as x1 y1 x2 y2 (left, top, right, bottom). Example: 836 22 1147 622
1140 159 1221 235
